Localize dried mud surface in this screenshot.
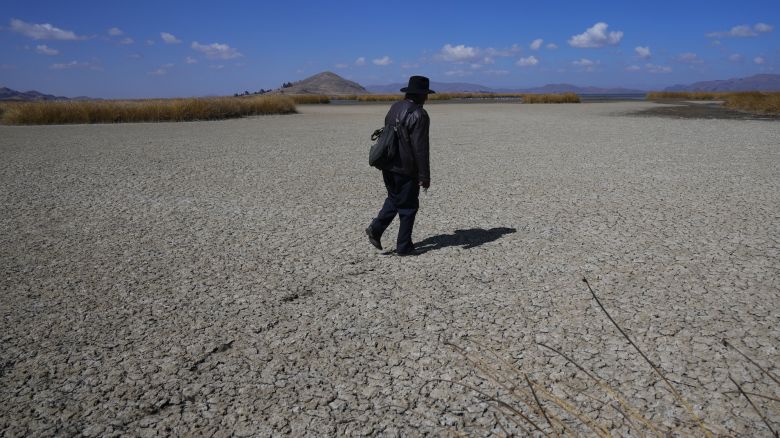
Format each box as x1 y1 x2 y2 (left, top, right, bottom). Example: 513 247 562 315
635 100 780 121
1 102 779 436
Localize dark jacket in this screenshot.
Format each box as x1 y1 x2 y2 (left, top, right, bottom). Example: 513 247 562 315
383 99 430 183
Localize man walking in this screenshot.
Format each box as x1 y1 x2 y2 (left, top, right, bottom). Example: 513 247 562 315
366 76 433 256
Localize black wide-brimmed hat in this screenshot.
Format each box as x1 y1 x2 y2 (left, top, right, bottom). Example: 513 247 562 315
400 75 436 94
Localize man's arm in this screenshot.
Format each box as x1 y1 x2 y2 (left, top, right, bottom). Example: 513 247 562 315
410 109 430 187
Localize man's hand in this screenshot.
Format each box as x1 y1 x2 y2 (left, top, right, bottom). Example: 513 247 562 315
419 180 430 189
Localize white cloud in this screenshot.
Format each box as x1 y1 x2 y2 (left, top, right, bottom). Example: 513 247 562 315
516 56 539 67
108 27 123 36
754 56 766 65
191 41 243 59
160 32 181 44
485 44 523 57
51 60 82 69
210 64 224 69
401 63 419 69
149 63 174 75
546 43 558 49
439 44 479 62
707 23 774 38
185 56 197 64
729 53 743 62
646 63 672 73
10 19 85 40
355 57 366 66
50 60 102 71
373 56 392 66
484 69 509 75
568 22 623 48
119 37 134 45
530 38 543 50
635 46 651 59
573 58 596 66
128 53 143 59
35 44 58 56
676 52 703 64
625 65 641 72
444 69 472 77
334 63 348 69
470 63 483 70
145 39 155 46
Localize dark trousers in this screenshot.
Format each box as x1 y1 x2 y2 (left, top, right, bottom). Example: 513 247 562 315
370 170 419 253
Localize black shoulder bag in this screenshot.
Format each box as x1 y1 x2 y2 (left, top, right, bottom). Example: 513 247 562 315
368 109 410 169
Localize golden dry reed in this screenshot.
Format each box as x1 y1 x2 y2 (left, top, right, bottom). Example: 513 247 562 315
646 91 780 114
328 92 579 103
722 92 780 114
1 95 297 125
646 91 728 100
521 93 580 103
290 94 331 104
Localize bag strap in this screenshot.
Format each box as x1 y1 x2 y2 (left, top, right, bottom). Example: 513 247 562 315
394 107 413 143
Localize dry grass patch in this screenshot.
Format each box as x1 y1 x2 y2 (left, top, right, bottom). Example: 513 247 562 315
329 92 578 103
646 91 729 100
722 92 780 114
1 95 297 125
522 93 581 103
647 91 780 114
290 95 330 104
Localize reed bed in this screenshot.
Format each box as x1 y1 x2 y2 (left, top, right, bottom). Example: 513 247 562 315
328 93 578 103
521 92 580 103
290 94 330 104
1 95 297 125
647 91 780 114
646 91 729 100
722 92 780 114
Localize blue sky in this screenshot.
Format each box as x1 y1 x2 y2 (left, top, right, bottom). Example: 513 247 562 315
1 0 778 98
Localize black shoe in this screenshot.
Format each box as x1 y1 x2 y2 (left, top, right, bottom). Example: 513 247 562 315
395 245 418 256
365 227 382 250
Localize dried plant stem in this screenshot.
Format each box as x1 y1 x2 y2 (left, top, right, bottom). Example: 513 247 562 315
525 373 555 434
421 378 541 435
724 391 780 403
537 342 664 435
448 341 571 434
582 277 712 438
460 338 573 434
493 411 511 437
723 339 780 386
729 375 777 437
528 382 612 438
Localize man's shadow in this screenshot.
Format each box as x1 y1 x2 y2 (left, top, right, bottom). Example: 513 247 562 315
414 227 516 254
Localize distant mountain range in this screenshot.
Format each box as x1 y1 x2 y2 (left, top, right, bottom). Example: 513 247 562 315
367 81 645 95
0 87 93 101
5 73 780 101
664 74 780 92
1 87 68 101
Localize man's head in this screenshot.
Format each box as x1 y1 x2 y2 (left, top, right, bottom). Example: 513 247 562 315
401 75 435 105
405 93 428 105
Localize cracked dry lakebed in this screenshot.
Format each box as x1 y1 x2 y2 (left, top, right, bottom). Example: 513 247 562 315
1 101 779 436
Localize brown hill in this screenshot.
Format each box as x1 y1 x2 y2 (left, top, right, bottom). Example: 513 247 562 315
277 71 367 95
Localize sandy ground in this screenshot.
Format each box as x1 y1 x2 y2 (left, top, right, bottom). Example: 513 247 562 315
1 102 778 436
